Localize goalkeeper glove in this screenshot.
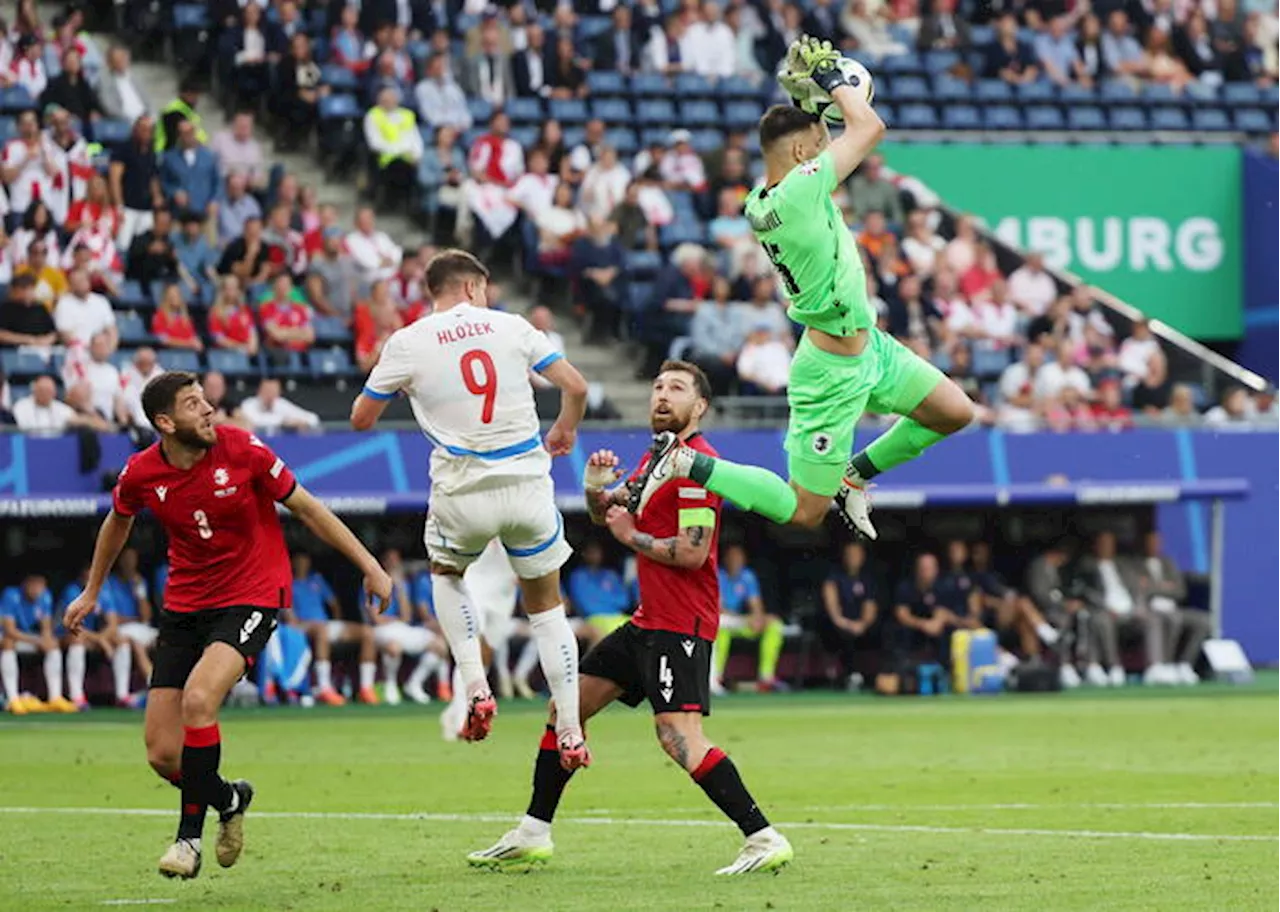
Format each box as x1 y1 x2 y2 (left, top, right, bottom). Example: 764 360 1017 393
795 36 849 95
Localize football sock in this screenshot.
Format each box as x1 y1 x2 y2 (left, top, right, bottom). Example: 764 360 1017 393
178 724 234 840
758 619 784 682
528 606 580 734
407 652 441 690
432 574 486 690
689 454 798 526
852 418 947 480
514 639 540 682
66 644 86 702
526 725 576 824
315 659 333 692
358 661 376 691
492 637 512 688
111 644 132 700
1 649 18 702
43 649 64 701
690 747 769 837
713 630 732 679
383 652 402 687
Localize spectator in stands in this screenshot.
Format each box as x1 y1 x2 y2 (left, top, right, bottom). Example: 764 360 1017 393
275 34 326 149
305 228 359 324
259 274 316 357
611 179 657 251
969 539 1062 661
707 186 752 257
595 5 643 75
1090 378 1133 430
974 280 1019 348
65 174 120 239
887 274 943 349
173 211 218 305
508 23 547 98
841 0 908 58
264 204 306 279
568 119 607 175
1204 385 1254 424
1007 252 1057 318
566 540 630 649
1140 530 1211 684
996 342 1044 430
1117 319 1160 388
346 207 402 287
417 126 466 245
547 34 588 98
660 129 708 193
1144 26 1193 90
0 273 55 346
900 209 945 279
16 240 66 311
534 182 585 269
984 12 1040 84
462 16 515 107
239 377 320 433
1037 15 1091 87
736 320 792 395
1034 338 1091 403
151 284 203 352
229 3 273 111
217 173 262 247
1076 13 1109 83
10 201 61 269
209 112 266 190
944 213 979 275
354 282 402 372
1174 12 1223 83
197 369 240 428
329 4 368 75
1074 531 1159 686
681 2 737 78
62 330 123 423
64 233 121 299
218 214 272 288
120 347 162 427
110 115 161 251
468 113 526 261
1046 384 1098 432
847 156 903 225
208 275 259 357
54 267 116 349
363 86 423 207
12 375 83 434
688 277 746 395
416 52 470 130
818 541 879 687
571 217 627 343
918 0 970 51
892 553 956 666
10 34 46 98
98 45 149 123
40 47 100 127
160 121 219 230
534 119 568 175
1101 10 1145 79
712 543 785 692
580 146 631 223
1130 350 1172 414
125 206 179 286
959 241 1002 302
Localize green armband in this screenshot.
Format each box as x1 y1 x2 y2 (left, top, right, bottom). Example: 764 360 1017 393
678 507 716 529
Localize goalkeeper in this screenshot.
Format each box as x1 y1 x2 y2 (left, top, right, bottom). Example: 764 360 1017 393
629 36 973 540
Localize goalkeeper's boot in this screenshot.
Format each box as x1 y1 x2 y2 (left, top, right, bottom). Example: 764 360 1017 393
834 466 877 541
459 684 497 742
157 838 202 879
557 728 591 772
628 431 696 515
467 826 554 871
715 827 794 876
215 779 254 868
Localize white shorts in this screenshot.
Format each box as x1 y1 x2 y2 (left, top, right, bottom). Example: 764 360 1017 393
12 641 41 655
426 475 572 581
464 539 520 644
301 619 353 644
374 621 436 654
118 621 159 647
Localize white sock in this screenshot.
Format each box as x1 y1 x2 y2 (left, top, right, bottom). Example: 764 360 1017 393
1 649 18 702
44 649 64 701
383 653 402 687
518 814 551 839
66 644 87 702
408 653 441 688
529 606 580 734
432 574 486 690
493 638 512 687
1036 622 1060 645
359 661 376 691
315 659 333 692
514 639 540 680
450 667 466 713
112 645 132 700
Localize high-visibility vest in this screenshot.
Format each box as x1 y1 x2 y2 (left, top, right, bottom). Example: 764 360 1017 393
368 106 413 167
154 98 208 151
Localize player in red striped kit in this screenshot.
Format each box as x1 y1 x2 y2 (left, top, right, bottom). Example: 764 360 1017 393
64 372 392 880
468 361 793 875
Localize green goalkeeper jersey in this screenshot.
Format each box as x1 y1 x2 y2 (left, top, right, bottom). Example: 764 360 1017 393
743 149 872 337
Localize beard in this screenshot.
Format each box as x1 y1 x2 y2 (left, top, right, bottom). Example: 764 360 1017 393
650 406 692 435
171 425 216 450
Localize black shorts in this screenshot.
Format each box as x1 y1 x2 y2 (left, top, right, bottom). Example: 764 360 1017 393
579 622 712 716
151 606 280 690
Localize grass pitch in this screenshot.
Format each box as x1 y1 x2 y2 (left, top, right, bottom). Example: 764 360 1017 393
1 679 1276 911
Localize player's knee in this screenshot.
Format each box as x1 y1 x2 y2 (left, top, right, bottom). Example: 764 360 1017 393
789 497 828 529
180 685 220 726
938 387 976 434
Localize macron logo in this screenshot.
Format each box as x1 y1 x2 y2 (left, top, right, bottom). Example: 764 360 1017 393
681 639 696 657
155 486 168 502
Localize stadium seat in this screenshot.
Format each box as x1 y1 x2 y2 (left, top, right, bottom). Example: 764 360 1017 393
509 126 538 149
1233 108 1272 133
320 65 358 94
0 85 33 115
678 101 720 126
974 79 1014 102
972 346 1012 378
625 250 663 278
635 99 677 126
205 350 255 377
92 119 132 146
897 104 938 129
606 128 639 155
687 130 721 154
640 127 670 148
267 351 307 378
1023 106 1064 130
1099 79 1138 104
1221 83 1263 107
1109 107 1148 131
723 101 764 131
115 312 150 345
658 221 708 249
933 75 971 101
1150 108 1189 130
1183 82 1219 106
309 348 356 378
115 280 151 310
0 349 50 379
548 99 588 124
161 350 202 373
312 315 349 345
1191 108 1232 132
1066 106 1107 130
922 50 961 74
629 73 671 98
717 75 766 100
590 98 632 123
1141 84 1180 106
467 98 494 125
1015 80 1056 102
586 70 627 97
0 116 15 145
881 52 924 75
890 75 929 102
983 106 1024 130
1057 83 1096 105
576 15 611 44
318 94 361 122
969 25 995 45
942 105 981 129
673 73 715 99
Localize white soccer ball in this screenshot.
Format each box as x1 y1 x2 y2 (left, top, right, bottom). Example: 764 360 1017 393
792 57 876 124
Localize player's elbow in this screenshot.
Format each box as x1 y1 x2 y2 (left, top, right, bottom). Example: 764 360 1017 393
349 399 376 431
676 548 710 570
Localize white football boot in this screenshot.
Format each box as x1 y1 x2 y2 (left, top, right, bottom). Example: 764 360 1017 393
715 827 794 875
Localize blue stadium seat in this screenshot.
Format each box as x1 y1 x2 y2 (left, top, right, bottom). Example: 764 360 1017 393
658 222 708 249
942 105 981 129
717 75 765 100
678 101 720 126
626 282 654 315
984 106 1024 130
1150 108 1189 130
0 85 32 115
1262 85 1279 108
606 128 639 155
972 346 1013 378
625 250 663 277
509 126 538 149
161 350 202 373
668 191 697 217
590 98 631 123
1024 106 1064 130
1066 106 1107 130
506 96 543 124
635 99 677 126
1183 82 1220 106
1191 108 1232 132
922 50 961 74
933 75 971 100
1099 79 1137 104
115 280 151 309
309 348 356 378
92 119 132 146
320 65 358 94
969 25 995 45
1233 108 1272 133
548 99 588 124
172 3 208 28
318 94 361 121
890 75 929 102
687 129 721 154
467 98 493 125
586 70 627 97
1057 83 1095 105
0 349 50 378
267 351 307 378
576 15 611 43
116 312 149 345
1109 107 1148 130
312 315 348 345
629 73 672 98
640 127 670 148
975 79 1013 102
723 101 764 131
1015 80 1056 102
897 104 938 129
562 126 586 149
1141 84 1180 106
673 73 715 99
0 116 15 145
206 350 255 377
1221 83 1263 107
881 52 924 75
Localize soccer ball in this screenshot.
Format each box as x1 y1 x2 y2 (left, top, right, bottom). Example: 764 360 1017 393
790 57 876 124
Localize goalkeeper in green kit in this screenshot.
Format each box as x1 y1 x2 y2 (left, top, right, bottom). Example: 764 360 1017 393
629 37 974 538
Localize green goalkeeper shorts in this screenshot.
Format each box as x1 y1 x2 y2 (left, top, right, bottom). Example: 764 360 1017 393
784 328 945 497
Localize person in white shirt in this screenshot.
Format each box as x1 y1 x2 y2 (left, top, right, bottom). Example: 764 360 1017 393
1007 252 1057 318
238 378 320 433
1203 386 1256 426
208 111 267 188
345 207 403 289
1033 338 1092 403
61 331 124 422
900 210 945 278
680 1 738 78
415 53 472 131
1116 318 1160 387
658 130 707 192
120 346 164 428
527 305 566 390
1079 532 1164 687
54 267 118 349
12 375 78 435
996 342 1045 431
579 146 631 223
0 110 55 216
507 147 558 219
737 322 793 394
973 279 1019 347
350 249 591 762
99 46 150 123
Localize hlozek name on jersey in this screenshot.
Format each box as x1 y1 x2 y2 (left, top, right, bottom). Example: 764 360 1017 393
437 322 495 346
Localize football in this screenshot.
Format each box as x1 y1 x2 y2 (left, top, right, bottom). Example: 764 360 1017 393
791 57 876 124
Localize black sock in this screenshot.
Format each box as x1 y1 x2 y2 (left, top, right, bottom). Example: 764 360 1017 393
526 725 576 824
691 748 769 837
850 451 880 480
177 724 234 841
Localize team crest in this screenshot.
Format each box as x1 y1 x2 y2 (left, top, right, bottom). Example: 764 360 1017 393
799 158 821 175
811 433 833 455
214 467 230 486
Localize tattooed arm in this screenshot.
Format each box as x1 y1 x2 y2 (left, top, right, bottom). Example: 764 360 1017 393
605 506 714 570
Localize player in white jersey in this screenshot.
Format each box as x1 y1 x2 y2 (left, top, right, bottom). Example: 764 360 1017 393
351 249 591 769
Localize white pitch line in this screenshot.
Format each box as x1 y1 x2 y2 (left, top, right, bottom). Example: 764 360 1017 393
0 807 1273 844
99 901 176 907
790 801 1280 813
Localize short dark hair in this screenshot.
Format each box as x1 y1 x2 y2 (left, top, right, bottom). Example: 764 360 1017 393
758 104 820 150
426 249 490 296
658 359 713 404
141 371 199 427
